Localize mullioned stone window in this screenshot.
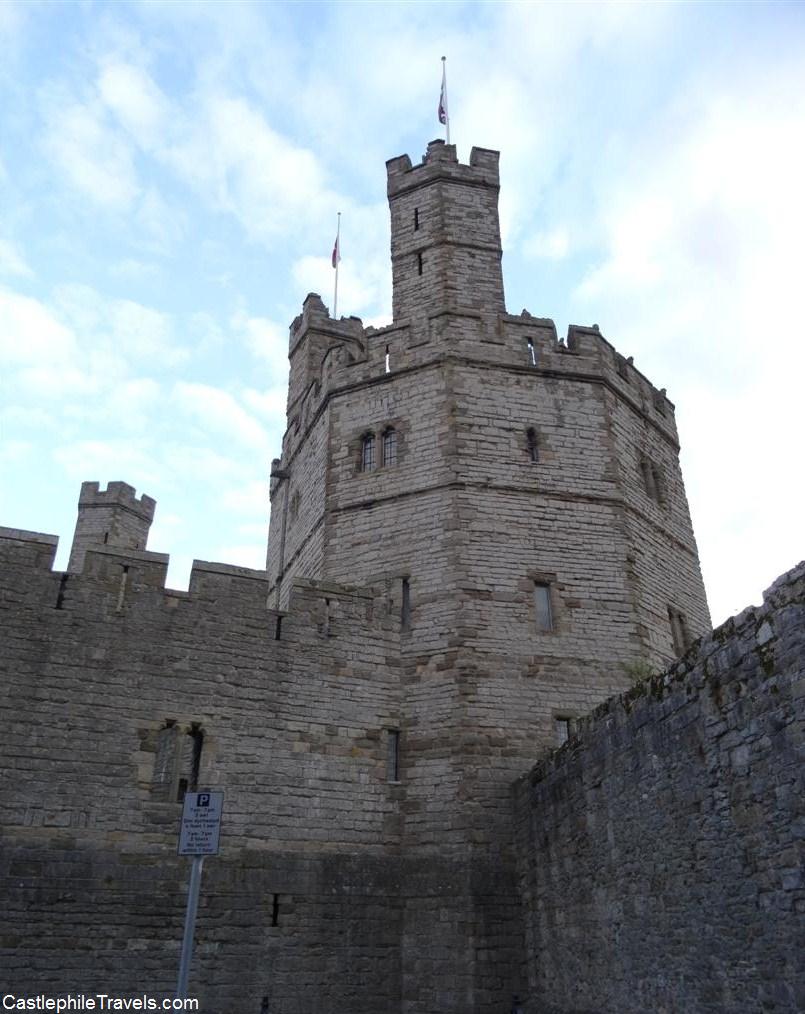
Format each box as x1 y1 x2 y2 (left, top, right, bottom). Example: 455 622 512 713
382 428 398 467
354 422 406 474
361 433 376 472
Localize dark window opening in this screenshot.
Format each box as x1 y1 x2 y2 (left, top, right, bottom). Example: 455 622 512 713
640 456 665 504
417 251 423 275
177 777 188 803
534 582 554 633
271 893 280 927
383 428 397 467
526 428 539 463
387 729 400 781
103 532 109 544
640 457 658 500
401 577 411 632
274 615 283 640
414 208 419 231
361 433 375 472
189 724 204 791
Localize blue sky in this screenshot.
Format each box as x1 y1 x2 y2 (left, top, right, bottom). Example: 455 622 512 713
1 0 803 626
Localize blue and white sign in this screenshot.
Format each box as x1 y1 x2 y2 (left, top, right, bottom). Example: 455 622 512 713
178 790 224 856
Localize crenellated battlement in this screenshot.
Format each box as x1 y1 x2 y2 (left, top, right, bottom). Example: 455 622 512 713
78 480 156 521
386 139 500 197
0 523 393 642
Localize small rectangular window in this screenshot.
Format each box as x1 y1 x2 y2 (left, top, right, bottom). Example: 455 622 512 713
414 208 419 231
554 716 572 746
527 338 537 366
640 457 658 500
534 582 554 632
668 606 690 656
387 729 400 781
417 251 423 275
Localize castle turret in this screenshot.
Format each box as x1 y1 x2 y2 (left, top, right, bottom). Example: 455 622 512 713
386 139 505 322
67 480 155 573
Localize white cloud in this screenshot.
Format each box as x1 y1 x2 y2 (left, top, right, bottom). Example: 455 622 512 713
171 381 271 453
221 479 269 517
0 237 33 278
97 60 169 150
41 89 140 208
0 286 76 365
523 227 570 261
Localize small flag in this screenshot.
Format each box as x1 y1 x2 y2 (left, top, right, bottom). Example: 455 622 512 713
438 64 447 125
331 233 340 268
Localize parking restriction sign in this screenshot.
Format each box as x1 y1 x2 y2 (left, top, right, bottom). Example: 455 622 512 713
178 790 224 856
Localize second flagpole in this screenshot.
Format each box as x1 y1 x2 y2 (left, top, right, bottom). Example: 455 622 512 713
333 212 341 319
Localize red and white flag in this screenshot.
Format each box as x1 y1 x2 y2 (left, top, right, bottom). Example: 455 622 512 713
438 57 450 144
331 233 340 268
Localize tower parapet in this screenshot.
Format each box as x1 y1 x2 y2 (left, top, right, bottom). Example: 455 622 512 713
67 480 156 573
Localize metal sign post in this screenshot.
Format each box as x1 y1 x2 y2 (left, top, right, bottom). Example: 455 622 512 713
176 790 223 1001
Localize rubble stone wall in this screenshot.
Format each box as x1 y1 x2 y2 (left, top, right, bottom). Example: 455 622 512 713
513 562 805 1014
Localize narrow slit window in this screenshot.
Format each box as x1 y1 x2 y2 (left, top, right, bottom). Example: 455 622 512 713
274 615 282 640
534 582 554 633
401 577 411 631
527 338 537 366
387 729 400 781
668 606 690 656
189 725 204 791
651 464 665 504
271 893 280 927
383 428 397 467
414 208 419 231
361 433 375 472
526 428 539 463
417 251 423 276
385 345 391 373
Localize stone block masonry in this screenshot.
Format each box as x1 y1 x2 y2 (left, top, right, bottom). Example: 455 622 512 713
2 140 794 1014
513 561 805 1014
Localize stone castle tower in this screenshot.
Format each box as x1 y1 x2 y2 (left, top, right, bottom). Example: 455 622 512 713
262 138 711 1004
10 141 793 1014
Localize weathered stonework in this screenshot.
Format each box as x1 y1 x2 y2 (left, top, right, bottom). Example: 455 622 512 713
1 140 798 1013
513 562 805 1013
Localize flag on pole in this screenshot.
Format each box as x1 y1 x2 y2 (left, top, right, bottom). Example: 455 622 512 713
332 212 341 318
438 59 447 125
438 56 450 145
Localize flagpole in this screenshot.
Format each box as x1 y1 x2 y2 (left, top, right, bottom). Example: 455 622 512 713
441 56 450 146
333 212 341 319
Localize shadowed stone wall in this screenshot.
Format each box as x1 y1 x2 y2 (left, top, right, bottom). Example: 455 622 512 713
513 562 805 1014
